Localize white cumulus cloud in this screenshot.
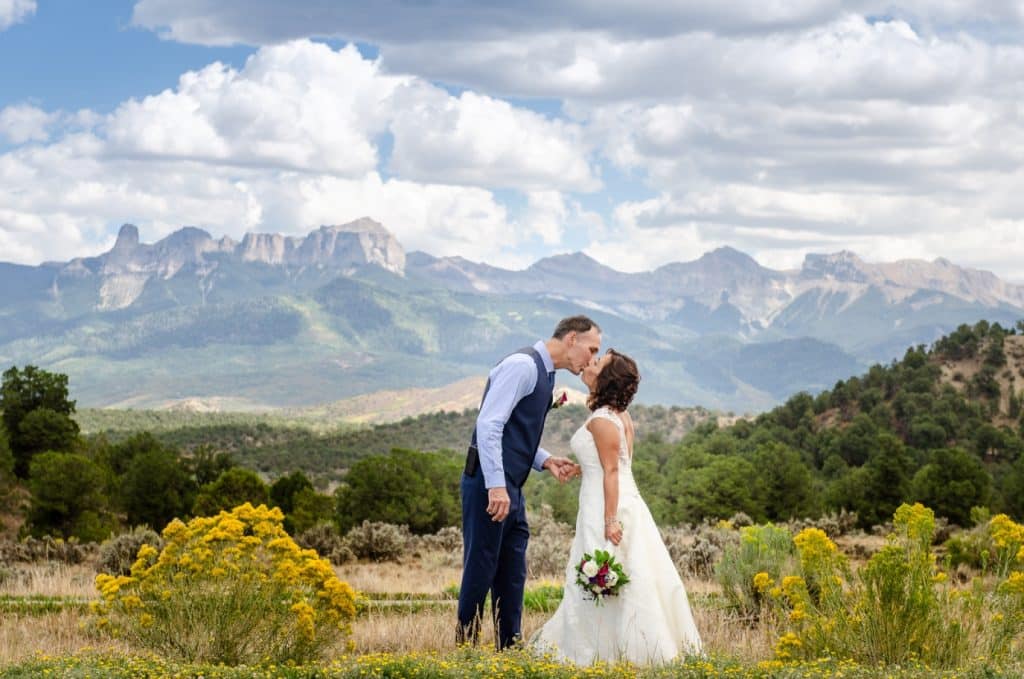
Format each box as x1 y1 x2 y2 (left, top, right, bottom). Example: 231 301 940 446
389 85 597 192
0 0 34 31
0 40 589 267
0 104 57 144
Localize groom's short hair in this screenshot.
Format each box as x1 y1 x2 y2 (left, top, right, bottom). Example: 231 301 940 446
552 315 601 339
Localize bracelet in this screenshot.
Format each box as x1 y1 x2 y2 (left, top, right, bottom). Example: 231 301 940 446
604 517 620 526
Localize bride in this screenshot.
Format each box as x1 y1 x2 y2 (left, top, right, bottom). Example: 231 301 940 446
533 349 702 664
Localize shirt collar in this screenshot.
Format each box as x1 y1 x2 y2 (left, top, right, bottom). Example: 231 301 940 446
534 340 555 374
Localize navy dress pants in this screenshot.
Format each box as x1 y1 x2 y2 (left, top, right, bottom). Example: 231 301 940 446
456 471 529 650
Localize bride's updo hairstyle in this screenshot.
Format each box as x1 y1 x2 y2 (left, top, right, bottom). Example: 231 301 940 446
587 349 640 412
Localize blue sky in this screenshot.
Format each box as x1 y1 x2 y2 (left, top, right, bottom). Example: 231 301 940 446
1 0 1023 280
0 0 252 113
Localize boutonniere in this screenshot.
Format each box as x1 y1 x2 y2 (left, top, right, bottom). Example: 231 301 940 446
552 390 569 409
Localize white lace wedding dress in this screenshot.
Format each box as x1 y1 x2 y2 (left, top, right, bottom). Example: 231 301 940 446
533 406 702 664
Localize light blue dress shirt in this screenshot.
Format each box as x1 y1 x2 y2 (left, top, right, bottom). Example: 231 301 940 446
475 340 554 489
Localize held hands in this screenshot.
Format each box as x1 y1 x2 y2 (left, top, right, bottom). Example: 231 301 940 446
489 458 581 522
543 456 581 483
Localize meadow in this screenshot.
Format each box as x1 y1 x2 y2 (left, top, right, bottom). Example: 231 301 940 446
2 502 1024 678
4 324 1024 676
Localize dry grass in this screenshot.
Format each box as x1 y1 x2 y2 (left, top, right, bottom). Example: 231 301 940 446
349 608 547 653
337 555 464 594
0 604 771 666
350 604 770 661
0 610 130 665
0 562 97 598
693 603 772 661
0 557 466 600
0 553 774 667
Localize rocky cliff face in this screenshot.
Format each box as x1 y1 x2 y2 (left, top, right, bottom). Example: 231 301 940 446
235 220 405 273
58 218 406 310
15 215 1024 342
793 251 1024 309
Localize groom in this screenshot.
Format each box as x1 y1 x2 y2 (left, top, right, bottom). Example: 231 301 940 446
457 315 602 650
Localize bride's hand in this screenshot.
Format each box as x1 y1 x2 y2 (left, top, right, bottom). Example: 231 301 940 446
605 519 623 546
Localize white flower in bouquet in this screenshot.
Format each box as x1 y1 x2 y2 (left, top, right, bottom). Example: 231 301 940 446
606 571 618 587
582 560 599 577
591 584 603 594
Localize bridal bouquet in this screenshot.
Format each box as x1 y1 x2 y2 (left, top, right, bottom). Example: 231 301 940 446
575 549 630 604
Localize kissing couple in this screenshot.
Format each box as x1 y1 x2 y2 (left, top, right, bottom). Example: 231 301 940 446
456 315 703 665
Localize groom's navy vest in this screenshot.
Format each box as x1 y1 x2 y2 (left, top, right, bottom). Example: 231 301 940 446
470 347 554 489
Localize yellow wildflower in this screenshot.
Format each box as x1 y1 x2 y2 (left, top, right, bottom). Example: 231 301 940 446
999 571 1024 595
775 632 803 660
753 571 774 593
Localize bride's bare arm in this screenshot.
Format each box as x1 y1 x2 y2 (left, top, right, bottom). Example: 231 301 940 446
589 417 623 545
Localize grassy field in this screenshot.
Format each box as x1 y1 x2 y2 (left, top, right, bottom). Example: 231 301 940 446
6 652 1023 678
0 560 766 664
2 553 1023 678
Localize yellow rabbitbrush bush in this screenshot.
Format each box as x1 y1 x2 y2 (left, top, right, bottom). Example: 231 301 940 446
759 504 1024 668
91 503 357 665
989 513 1024 576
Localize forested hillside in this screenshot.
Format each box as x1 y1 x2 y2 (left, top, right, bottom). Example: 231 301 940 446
618 319 1024 528
5 320 1024 541
77 404 719 482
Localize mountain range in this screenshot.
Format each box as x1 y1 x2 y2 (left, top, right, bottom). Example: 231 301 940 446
1 218 1021 412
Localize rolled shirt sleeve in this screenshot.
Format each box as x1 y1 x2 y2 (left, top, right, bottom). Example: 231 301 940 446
533 447 552 472
475 354 538 489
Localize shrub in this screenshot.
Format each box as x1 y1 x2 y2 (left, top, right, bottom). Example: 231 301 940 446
287 488 335 535
787 509 859 539
91 503 357 665
728 512 754 528
411 525 462 554
942 503 999 569
97 527 164 576
662 522 737 579
343 520 410 562
27 452 113 540
762 503 1024 668
943 525 991 570
335 448 461 534
192 468 269 517
296 523 354 565
0 535 95 564
523 582 564 613
525 505 573 578
715 523 795 618
120 448 193 532
989 513 1024 577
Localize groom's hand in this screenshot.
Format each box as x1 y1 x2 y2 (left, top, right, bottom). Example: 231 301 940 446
487 487 511 522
